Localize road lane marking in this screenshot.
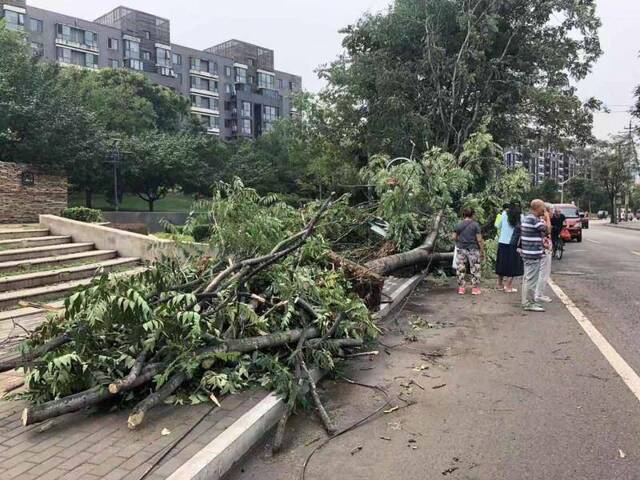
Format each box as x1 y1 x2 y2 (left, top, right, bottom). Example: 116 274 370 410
548 278 640 404
586 239 602 245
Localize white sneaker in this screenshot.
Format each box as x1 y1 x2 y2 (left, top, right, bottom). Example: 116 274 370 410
535 296 553 303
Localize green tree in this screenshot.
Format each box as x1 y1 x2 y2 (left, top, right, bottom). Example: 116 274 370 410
121 132 203 211
61 68 193 135
527 179 560 204
592 138 635 224
320 0 602 159
0 23 105 173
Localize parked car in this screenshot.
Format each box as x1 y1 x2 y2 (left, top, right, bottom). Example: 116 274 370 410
555 204 582 242
579 209 589 229
597 210 609 219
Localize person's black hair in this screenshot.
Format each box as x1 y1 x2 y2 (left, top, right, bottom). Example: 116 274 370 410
507 203 521 228
462 207 475 218
502 203 509 210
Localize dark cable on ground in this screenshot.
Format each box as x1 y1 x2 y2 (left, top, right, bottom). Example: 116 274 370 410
299 376 392 480
138 402 218 480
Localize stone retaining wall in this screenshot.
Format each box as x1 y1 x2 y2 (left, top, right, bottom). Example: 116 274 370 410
0 161 68 224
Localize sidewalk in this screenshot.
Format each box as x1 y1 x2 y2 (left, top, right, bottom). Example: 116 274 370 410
0 275 420 480
224 280 640 480
604 221 640 231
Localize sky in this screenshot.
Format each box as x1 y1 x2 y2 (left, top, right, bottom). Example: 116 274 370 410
28 0 640 140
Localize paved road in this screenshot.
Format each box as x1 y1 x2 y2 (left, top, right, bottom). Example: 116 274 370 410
224 223 640 480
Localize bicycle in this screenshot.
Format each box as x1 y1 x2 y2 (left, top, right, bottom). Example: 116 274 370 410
554 236 564 260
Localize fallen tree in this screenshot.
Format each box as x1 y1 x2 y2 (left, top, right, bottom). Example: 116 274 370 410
5 181 377 436
365 211 444 275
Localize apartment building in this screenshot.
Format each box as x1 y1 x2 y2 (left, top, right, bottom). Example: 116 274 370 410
505 147 579 186
0 1 302 139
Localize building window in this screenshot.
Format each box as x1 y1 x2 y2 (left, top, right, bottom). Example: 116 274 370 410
225 83 233 94
108 38 119 50
56 24 97 49
110 59 120 69
263 105 278 132
225 66 232 77
29 18 43 33
241 118 252 135
278 78 284 89
30 42 44 57
177 72 183 84
247 58 255 66
142 50 151 61
172 53 182 65
235 67 247 84
156 47 171 67
4 10 25 31
249 75 255 85
126 58 143 71
123 39 140 59
241 101 252 118
144 31 151 39
56 47 98 68
190 76 213 92
258 72 275 90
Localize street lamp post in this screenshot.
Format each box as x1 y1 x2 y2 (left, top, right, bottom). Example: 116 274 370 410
559 175 582 204
105 142 123 212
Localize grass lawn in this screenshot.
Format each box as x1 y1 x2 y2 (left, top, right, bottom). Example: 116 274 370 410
69 192 197 212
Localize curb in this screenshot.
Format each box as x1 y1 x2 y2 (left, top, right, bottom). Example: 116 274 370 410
604 223 640 232
167 274 424 480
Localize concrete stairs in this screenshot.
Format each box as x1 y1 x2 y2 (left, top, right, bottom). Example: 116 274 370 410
0 224 143 315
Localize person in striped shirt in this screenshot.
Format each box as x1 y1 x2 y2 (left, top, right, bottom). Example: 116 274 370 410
519 199 548 312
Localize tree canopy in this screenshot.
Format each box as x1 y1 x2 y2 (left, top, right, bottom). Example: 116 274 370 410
320 0 603 158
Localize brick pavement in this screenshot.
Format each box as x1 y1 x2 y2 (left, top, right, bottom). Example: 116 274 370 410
0 388 264 479
0 275 411 479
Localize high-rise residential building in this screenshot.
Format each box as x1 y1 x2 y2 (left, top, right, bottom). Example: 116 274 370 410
0 1 302 140
504 146 579 186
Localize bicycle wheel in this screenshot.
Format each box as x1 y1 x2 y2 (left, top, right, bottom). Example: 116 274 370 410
555 239 564 260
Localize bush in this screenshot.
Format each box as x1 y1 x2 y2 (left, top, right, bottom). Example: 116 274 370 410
61 207 104 223
191 224 211 242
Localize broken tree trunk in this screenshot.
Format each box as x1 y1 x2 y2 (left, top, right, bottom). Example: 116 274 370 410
198 328 320 357
328 252 385 309
22 363 164 426
127 371 188 430
365 211 445 276
108 352 146 394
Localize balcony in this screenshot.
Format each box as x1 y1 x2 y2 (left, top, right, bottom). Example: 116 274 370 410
191 105 220 116
55 37 99 54
156 66 177 77
190 69 218 79
190 87 219 98
125 58 143 71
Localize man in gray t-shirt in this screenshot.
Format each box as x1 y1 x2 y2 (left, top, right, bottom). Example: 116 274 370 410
453 208 485 295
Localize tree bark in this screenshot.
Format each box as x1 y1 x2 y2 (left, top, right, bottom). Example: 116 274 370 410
0 334 71 373
108 352 146 394
85 188 93 209
127 371 188 430
365 211 445 276
22 363 164 426
198 328 320 357
300 359 336 435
